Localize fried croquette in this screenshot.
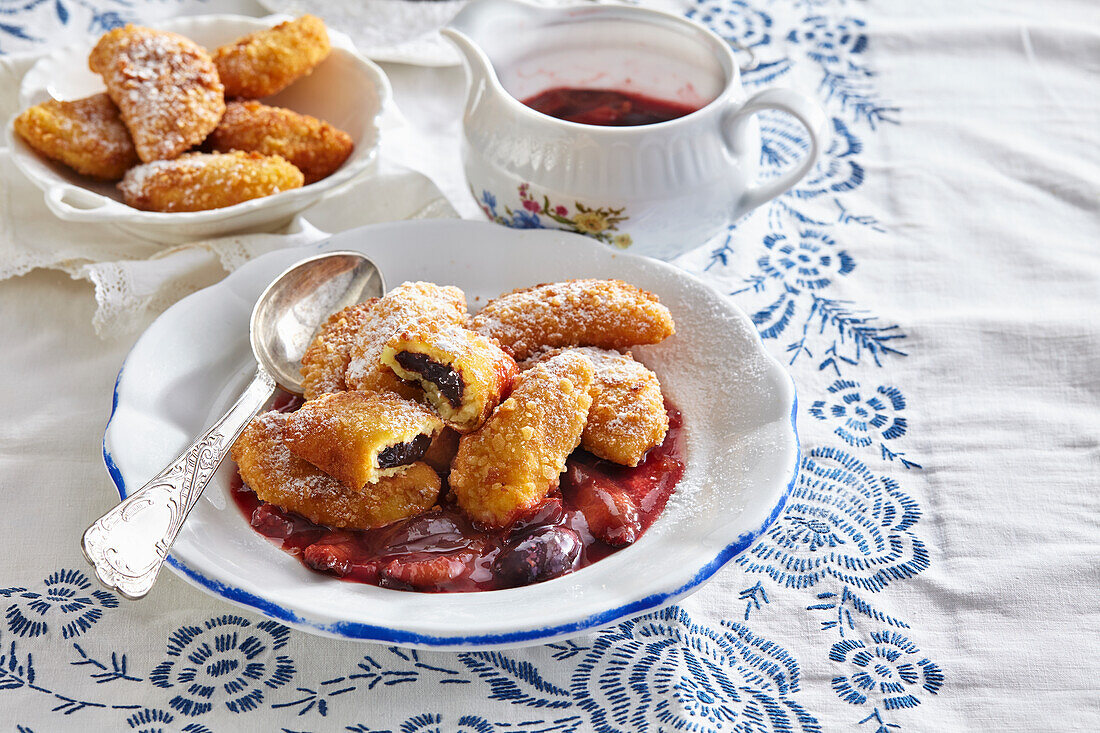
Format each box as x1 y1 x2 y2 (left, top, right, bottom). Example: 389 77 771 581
382 322 517 434
345 282 468 395
208 101 353 184
89 25 224 163
232 411 440 530
470 279 676 361
13 93 138 180
213 15 330 99
285 391 443 490
538 347 668 467
301 301 377 400
117 151 303 212
449 351 594 527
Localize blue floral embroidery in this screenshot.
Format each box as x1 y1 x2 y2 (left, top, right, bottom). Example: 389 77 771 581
87 9 127 33
810 380 907 447
125 707 214 733
348 714 584 733
688 0 773 49
0 569 117 639
830 631 943 710
459 651 573 709
758 230 855 291
71 642 141 683
400 713 495 733
807 587 910 638
787 16 867 65
759 114 864 199
799 119 865 198
571 606 820 732
737 447 929 592
686 0 791 85
149 615 295 716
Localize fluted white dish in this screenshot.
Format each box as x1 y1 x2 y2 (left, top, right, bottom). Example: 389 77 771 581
102 220 798 650
8 15 391 244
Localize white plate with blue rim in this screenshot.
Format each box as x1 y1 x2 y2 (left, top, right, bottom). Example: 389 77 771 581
101 219 798 650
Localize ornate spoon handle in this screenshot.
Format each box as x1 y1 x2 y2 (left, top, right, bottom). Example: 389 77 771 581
82 367 277 599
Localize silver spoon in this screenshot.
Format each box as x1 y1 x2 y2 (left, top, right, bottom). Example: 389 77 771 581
81 251 385 600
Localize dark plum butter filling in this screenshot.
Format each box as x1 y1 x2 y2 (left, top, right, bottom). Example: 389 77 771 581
232 401 685 592
376 433 433 469
395 351 464 407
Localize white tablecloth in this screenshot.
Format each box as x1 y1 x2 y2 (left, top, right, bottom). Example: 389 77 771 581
1 1 1098 731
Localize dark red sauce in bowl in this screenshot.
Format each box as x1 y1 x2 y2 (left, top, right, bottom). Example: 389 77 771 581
521 87 699 126
231 402 686 593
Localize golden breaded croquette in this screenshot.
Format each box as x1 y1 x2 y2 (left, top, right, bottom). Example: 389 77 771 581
13 93 138 180
383 322 517 434
450 351 594 527
301 301 377 400
537 347 668 467
232 411 440 530
285 391 443 490
214 15 330 99
89 25 224 162
345 282 468 396
208 101 353 184
470 279 676 361
117 151 303 212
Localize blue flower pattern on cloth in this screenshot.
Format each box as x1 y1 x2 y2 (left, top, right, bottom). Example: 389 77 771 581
571 607 820 733
0 569 118 639
758 231 855 291
829 631 943 710
759 114 865 199
811 380 907 446
787 16 867 65
686 1 792 85
149 615 295 716
124 707 214 733
736 448 929 592
0 0 942 730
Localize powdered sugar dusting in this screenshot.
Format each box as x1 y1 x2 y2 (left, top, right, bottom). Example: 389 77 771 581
90 25 225 162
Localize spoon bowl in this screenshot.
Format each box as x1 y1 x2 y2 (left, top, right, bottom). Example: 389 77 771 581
251 252 385 394
82 251 384 599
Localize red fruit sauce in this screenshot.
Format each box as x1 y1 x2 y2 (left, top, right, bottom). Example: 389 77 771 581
231 395 685 593
521 87 699 126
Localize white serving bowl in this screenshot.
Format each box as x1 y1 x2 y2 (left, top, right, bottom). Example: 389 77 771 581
7 14 391 244
102 220 799 650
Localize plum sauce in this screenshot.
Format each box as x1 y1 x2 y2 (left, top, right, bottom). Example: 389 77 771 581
232 402 685 592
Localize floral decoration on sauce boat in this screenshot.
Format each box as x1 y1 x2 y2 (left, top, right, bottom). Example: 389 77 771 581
476 183 634 249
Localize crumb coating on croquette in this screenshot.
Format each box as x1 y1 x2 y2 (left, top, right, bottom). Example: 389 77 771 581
231 411 441 530
470 278 675 361
209 101 353 184
214 15 330 99
345 282 468 395
89 25 224 163
300 301 377 400
544 347 668 467
285 391 443 490
382 321 518 434
118 151 303 212
449 351 594 527
13 93 138 180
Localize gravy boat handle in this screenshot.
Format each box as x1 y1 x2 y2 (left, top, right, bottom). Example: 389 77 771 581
725 88 829 213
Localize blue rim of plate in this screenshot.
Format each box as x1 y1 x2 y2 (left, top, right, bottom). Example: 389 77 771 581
100 234 800 647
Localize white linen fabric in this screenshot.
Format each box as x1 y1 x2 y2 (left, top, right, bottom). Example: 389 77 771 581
0 0 1098 731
